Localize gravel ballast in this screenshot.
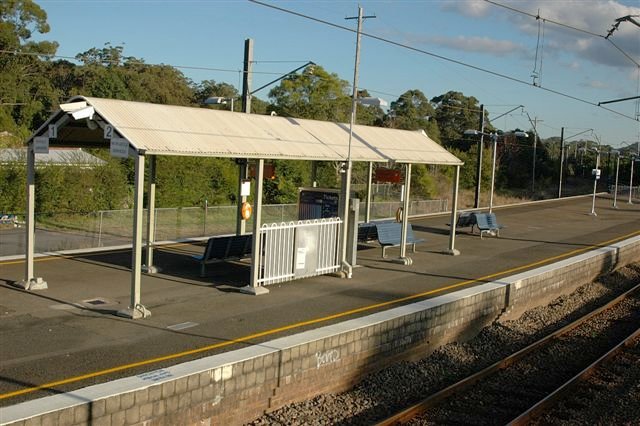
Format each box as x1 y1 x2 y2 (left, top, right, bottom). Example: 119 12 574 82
248 263 640 425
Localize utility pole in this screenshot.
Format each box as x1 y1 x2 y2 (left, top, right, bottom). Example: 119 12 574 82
242 38 253 114
340 6 375 277
525 112 540 194
474 104 485 209
558 127 564 198
237 38 253 235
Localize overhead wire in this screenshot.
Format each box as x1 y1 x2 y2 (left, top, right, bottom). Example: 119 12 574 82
484 0 639 68
248 0 638 123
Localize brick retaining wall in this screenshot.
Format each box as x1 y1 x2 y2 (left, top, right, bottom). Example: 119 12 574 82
2 236 639 426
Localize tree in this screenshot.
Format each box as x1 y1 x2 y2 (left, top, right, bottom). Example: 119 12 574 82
194 80 239 110
0 0 59 147
268 64 351 122
431 91 486 148
383 90 440 142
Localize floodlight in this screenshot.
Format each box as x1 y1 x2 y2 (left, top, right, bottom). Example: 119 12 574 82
204 97 228 105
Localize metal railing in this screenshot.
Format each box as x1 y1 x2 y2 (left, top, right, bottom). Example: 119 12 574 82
258 218 342 286
610 185 640 200
1 199 447 257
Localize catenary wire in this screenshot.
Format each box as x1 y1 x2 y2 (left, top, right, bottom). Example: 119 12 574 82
248 0 638 123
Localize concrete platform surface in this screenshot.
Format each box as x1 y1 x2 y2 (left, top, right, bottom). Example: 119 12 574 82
0 195 638 407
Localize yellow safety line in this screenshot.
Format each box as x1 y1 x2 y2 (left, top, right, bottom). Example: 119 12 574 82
1 230 639 400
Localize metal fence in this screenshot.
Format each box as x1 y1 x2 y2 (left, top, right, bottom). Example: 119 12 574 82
258 218 342 286
610 185 640 200
360 199 448 221
1 199 447 257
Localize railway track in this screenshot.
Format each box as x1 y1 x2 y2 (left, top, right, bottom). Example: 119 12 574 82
376 282 640 426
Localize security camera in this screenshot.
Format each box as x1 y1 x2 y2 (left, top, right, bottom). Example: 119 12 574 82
70 106 95 121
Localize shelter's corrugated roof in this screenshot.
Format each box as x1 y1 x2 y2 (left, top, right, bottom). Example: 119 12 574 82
31 96 463 166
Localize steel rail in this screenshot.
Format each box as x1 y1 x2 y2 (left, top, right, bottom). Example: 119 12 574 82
375 282 640 425
508 326 640 425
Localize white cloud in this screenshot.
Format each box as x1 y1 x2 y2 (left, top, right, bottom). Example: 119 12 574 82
427 35 526 57
441 0 491 18
442 0 640 69
582 80 609 89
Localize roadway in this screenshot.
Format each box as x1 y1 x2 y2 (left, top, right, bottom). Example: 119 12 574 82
0 195 638 406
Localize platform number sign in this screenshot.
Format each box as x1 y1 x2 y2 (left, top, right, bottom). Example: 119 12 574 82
104 124 114 140
48 124 57 139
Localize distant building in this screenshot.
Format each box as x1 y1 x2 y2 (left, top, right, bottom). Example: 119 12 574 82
0 148 106 168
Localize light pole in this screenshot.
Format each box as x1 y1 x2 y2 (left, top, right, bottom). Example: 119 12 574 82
613 151 621 208
525 112 540 194
474 104 485 209
629 155 637 204
464 129 528 213
558 128 593 198
590 148 601 216
580 145 601 215
466 104 523 209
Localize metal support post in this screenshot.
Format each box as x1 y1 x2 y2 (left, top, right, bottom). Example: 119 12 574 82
474 104 484 209
489 134 498 214
347 198 360 267
143 155 158 273
243 159 269 295
365 162 373 222
629 158 635 204
558 127 564 198
236 162 248 235
590 151 600 216
446 165 461 256
18 144 47 290
393 163 412 265
613 154 620 208
118 152 150 319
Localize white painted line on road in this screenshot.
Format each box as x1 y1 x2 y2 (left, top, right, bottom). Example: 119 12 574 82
167 322 199 331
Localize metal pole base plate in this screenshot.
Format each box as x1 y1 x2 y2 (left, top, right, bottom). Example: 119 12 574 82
239 285 270 295
116 304 151 319
15 277 48 291
391 257 413 265
142 265 160 274
444 248 461 256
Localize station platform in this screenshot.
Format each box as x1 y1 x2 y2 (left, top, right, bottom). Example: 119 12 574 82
1 194 639 409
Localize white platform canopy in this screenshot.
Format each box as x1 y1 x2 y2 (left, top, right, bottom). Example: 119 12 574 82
21 96 463 318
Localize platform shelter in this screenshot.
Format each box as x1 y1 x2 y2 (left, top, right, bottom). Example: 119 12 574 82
19 96 463 318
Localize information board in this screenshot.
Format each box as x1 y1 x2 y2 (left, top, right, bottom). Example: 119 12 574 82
298 188 340 220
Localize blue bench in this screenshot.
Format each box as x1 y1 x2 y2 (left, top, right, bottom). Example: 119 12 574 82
192 234 252 276
375 222 424 258
473 213 504 239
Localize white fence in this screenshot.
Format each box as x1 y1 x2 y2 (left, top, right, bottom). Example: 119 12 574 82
258 218 342 286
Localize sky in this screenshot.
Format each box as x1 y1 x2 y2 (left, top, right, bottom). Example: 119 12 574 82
33 0 640 148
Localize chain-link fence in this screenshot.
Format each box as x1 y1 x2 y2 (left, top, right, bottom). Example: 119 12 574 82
1 200 448 256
